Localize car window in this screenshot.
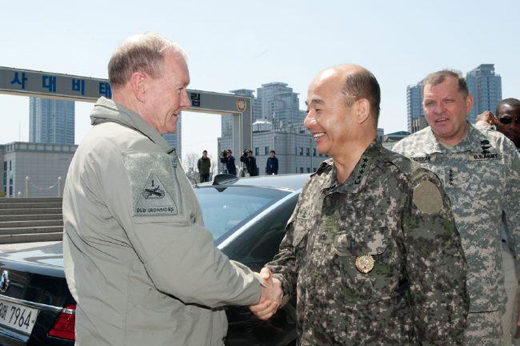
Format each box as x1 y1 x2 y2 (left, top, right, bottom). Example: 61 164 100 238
194 186 290 242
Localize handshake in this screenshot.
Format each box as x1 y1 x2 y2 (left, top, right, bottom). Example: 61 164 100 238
250 267 283 320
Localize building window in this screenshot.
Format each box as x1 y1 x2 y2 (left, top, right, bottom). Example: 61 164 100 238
300 167 304 173
306 148 310 156
313 148 316 156
2 161 6 193
264 146 269 155
300 147 303 156
306 167 310 173
255 147 259 156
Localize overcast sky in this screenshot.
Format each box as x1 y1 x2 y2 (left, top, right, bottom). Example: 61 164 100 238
1 0 519 164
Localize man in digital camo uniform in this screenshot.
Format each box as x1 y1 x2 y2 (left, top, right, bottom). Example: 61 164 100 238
250 64 469 345
393 70 520 345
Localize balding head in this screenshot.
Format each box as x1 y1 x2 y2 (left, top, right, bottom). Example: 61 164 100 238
108 32 188 89
314 65 381 126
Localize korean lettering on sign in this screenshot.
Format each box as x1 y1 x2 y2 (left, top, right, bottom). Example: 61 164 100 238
10 72 27 90
99 82 112 98
190 92 201 107
42 75 57 92
72 78 85 95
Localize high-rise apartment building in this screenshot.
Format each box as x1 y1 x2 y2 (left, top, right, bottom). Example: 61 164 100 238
257 82 305 130
406 81 425 133
29 97 75 144
466 64 502 123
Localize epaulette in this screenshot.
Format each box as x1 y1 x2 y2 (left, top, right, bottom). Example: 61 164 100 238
312 159 333 177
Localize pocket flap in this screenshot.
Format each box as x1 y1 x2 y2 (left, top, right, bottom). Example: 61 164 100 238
333 230 388 257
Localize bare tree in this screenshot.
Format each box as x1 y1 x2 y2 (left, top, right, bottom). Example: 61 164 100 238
184 153 200 184
210 160 217 180
184 153 199 172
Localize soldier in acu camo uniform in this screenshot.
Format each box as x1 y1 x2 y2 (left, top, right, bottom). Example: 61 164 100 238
249 64 469 345
393 70 520 346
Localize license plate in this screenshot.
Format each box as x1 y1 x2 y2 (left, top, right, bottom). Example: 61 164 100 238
0 298 39 335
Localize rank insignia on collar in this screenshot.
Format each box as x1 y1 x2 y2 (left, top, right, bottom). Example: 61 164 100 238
355 254 375 274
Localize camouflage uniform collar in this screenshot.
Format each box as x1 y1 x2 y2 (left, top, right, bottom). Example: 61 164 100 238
457 124 499 154
322 139 381 194
423 122 488 154
90 97 176 155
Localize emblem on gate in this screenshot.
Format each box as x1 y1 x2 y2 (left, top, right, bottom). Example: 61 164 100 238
0 270 10 293
236 98 247 112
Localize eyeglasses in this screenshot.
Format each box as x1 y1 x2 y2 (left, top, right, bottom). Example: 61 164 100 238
498 117 520 125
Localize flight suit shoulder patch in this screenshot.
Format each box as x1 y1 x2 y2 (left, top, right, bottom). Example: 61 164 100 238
124 153 179 217
413 180 443 215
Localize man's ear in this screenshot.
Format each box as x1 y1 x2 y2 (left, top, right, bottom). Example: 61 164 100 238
130 72 147 102
465 94 474 115
355 99 371 124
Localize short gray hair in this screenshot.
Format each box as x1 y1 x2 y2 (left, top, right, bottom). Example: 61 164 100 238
422 69 469 98
108 33 188 88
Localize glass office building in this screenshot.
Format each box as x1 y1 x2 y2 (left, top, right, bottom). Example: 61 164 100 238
466 64 502 123
29 97 75 145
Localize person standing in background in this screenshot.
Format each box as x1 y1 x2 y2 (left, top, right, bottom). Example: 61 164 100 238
197 150 211 182
266 150 279 175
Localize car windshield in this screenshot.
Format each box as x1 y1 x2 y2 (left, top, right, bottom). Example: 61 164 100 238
194 185 290 242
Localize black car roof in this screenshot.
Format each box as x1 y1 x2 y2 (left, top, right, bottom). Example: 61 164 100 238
200 173 310 192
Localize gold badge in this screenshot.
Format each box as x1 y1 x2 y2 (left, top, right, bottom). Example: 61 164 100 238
236 98 247 112
355 255 375 274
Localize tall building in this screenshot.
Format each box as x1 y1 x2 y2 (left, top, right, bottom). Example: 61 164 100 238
406 81 425 133
257 82 305 130
29 97 75 144
466 64 502 123
163 116 182 159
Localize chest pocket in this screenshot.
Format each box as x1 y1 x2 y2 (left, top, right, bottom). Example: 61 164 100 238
333 227 400 302
291 217 314 249
440 155 504 209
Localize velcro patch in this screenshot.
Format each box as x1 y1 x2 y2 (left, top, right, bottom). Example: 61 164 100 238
124 153 180 218
134 172 178 216
413 180 443 215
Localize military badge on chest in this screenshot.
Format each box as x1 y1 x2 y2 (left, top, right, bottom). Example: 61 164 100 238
355 254 375 274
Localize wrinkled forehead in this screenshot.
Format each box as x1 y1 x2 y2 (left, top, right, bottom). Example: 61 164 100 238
423 79 461 98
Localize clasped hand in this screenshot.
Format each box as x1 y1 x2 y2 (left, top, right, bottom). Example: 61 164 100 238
249 267 283 320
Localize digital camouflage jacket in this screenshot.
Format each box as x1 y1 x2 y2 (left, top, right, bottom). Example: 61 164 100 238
268 140 469 345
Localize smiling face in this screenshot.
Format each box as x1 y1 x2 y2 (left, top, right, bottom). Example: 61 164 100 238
423 76 473 146
496 103 520 148
304 69 358 160
142 50 191 134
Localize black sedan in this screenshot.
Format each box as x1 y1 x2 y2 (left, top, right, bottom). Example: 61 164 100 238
0 174 309 345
